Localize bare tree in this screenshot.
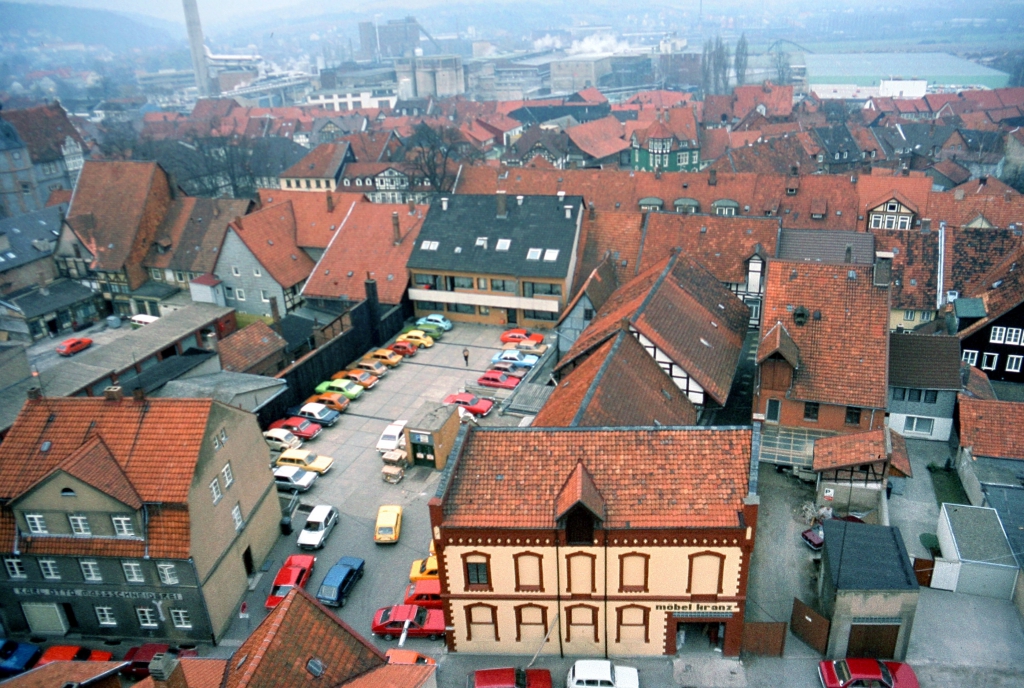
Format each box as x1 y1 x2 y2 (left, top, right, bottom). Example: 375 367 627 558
403 122 480 193
773 51 792 85
734 34 749 86
97 120 139 160
700 40 713 98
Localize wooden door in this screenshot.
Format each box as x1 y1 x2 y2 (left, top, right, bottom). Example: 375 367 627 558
790 598 830 655
847 624 900 659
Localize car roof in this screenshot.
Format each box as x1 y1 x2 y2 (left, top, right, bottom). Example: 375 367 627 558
273 465 302 477
308 504 335 520
280 449 312 460
324 562 353 583
572 660 613 680
843 658 884 678
266 428 293 439
284 554 315 567
302 402 327 413
409 578 441 593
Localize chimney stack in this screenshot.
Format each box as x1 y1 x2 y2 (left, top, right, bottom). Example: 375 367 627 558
844 245 853 263
496 190 508 218
708 169 717 186
516 195 524 206
391 211 401 245
441 197 449 211
408 198 416 214
326 195 334 213
148 653 180 682
133 388 145 402
26 387 41 401
588 202 596 221
921 218 932 233
269 296 282 327
103 386 123 402
557 190 566 203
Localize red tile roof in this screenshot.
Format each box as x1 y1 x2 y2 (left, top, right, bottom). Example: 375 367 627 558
574 87 608 105
958 396 1024 460
14 435 142 508
957 243 1024 339
0 102 84 163
760 260 890 409
961 364 997 400
554 461 606 520
280 143 349 179
46 188 73 207
442 426 752 529
812 428 887 471
229 203 316 289
733 82 794 119
144 197 250 274
302 202 427 305
561 254 618 325
700 128 731 161
712 136 816 175
756 321 800 370
257 189 366 250
534 330 698 428
931 160 971 185
870 228 940 311
889 429 912 478
565 116 629 160
857 172 933 216
218 321 287 373
574 209 645 286
943 226 1023 297
640 213 778 282
0 660 126 688
341 131 399 162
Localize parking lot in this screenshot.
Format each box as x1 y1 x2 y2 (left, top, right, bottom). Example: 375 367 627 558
210 321 527 659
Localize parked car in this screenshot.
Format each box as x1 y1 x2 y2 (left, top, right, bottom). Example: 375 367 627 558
403 579 442 609
263 428 303 453
285 402 341 427
305 392 351 414
397 330 434 348
314 378 364 400
473 667 553 688
266 554 315 609
488 362 528 378
376 420 408 453
0 639 41 677
388 341 418 357
371 605 445 640
121 644 197 680
802 516 865 551
818 659 919 688
273 465 317 492
56 337 92 356
504 340 549 356
409 555 438 582
316 556 365 607
269 417 322 441
477 370 521 390
275 448 334 474
491 350 539 368
348 357 390 377
36 645 113 666
566 660 639 688
403 322 444 339
374 505 403 544
364 349 403 368
500 328 544 344
385 648 436 665
443 393 494 417
417 313 453 331
337 369 378 389
298 505 339 550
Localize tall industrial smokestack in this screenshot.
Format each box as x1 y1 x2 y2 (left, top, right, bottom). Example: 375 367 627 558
182 0 212 98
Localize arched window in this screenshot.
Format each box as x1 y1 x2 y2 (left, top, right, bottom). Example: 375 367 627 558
615 604 650 643
465 603 499 641
687 550 726 596
513 551 543 592
566 552 596 594
565 604 599 643
618 552 649 593
514 603 548 642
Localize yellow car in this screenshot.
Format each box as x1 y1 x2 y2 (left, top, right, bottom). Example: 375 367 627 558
397 330 435 348
275 448 335 474
365 349 403 368
374 505 403 544
409 555 438 582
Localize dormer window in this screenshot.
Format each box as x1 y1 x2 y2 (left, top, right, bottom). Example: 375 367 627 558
565 505 595 545
69 515 91 535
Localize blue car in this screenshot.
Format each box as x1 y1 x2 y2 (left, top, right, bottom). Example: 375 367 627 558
416 313 453 331
316 556 365 607
0 639 41 677
490 350 540 368
286 402 341 427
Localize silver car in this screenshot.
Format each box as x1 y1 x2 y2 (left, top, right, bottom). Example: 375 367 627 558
273 465 317 492
297 505 339 550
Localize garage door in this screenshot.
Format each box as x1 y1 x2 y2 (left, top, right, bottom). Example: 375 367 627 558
847 623 899 659
21 602 69 635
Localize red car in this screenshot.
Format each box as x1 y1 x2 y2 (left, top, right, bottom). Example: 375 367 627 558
56 337 92 356
388 341 418 357
443 392 494 417
371 604 445 640
818 659 919 688
265 554 316 609
270 417 322 441
500 328 544 344
36 645 113 666
403 579 443 609
477 370 521 390
488 362 528 378
121 644 197 679
472 667 553 688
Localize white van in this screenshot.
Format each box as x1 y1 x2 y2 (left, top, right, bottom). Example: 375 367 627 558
129 314 159 329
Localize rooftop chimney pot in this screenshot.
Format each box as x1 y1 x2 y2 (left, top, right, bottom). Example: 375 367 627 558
103 386 123 402
392 211 402 244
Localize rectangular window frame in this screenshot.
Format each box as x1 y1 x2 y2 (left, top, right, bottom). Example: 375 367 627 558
990 327 1006 344
112 515 134 537
1008 355 1023 373
5 558 27 579
231 504 244 531
235 289 245 301
1008 328 1023 346
462 552 493 592
803 402 820 422
122 561 145 583
170 608 192 629
905 416 935 435
80 559 102 582
962 350 978 366
924 389 938 404
25 513 48 534
222 463 234 488
136 607 159 629
157 563 179 585
95 606 117 627
982 352 999 371
845 407 862 425
69 515 91 536
39 559 60 580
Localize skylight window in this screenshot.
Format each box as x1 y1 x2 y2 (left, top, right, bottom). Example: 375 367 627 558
420 240 439 251
475 237 488 248
543 249 559 262
527 248 542 260
496 239 511 251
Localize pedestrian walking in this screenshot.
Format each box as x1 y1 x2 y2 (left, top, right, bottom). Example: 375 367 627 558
462 348 470 367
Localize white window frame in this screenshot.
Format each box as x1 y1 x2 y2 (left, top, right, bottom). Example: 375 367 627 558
527 248 542 260
232 266 241 276
39 559 60 580
990 326 1006 344
5 557 26 579
25 513 47 534
962 350 978 366
1008 328 1022 346
112 516 134 537
982 352 999 371
170 608 192 629
236 289 245 301
261 289 270 302
95 606 117 626
69 514 91 535
898 216 911 230
222 463 234 488
232 504 244 531
903 310 915 322
210 477 222 504
905 416 935 435
157 563 179 585
870 214 882 229
136 607 159 629
496 239 511 251
122 561 145 583
1008 355 1023 373
80 559 102 582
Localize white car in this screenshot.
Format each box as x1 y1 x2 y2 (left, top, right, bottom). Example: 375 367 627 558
566 660 639 688
297 505 339 550
376 420 408 453
264 428 303 452
273 465 317 492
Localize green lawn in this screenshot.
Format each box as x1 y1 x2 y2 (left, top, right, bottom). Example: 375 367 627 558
235 313 273 329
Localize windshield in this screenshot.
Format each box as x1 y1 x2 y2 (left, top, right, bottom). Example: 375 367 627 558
414 607 428 625
878 661 893 686
318 585 337 598
304 520 324 532
377 527 394 536
383 433 397 442
379 608 392 623
467 396 480 405
834 661 851 683
282 432 297 442
270 584 293 597
297 420 312 430
419 560 428 573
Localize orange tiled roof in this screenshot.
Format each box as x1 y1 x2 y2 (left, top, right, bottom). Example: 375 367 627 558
0 102 85 163
223 588 386 688
958 396 1024 460
219 321 287 373
0 660 126 687
565 116 629 160
812 428 887 471
574 209 645 286
229 203 316 289
12 436 142 509
561 255 618 326
302 202 427 305
46 188 73 207
733 82 794 119
857 172 933 216
640 213 778 282
280 143 349 179
442 426 752 529
534 330 698 428
341 130 398 162
756 321 800 369
554 461 606 520
889 429 912 478
759 260 890 409
961 364 997 400
341 664 435 688
943 226 1023 297
870 228 940 311
257 189 366 250
957 243 1024 339
713 136 816 176
134 658 228 688
144 197 250 274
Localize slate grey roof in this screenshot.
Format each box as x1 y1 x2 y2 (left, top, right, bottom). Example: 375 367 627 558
872 123 956 156
888 333 962 389
954 297 987 318
979 483 1024 568
813 124 860 156
0 279 96 319
0 206 63 273
247 137 310 179
118 348 216 394
823 520 919 591
407 194 582 279
0 119 25 152
131 280 180 299
156 371 286 403
777 229 875 264
942 503 1016 567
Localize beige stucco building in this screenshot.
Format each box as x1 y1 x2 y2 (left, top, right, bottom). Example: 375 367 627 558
429 425 759 657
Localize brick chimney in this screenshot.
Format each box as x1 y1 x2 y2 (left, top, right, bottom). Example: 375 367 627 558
269 296 282 330
391 211 402 245
133 388 145 402
408 198 416 214
708 169 717 186
588 202 596 221
326 194 334 213
496 190 508 218
26 387 41 401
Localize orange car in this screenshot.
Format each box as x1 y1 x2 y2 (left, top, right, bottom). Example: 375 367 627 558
332 369 379 389
385 648 436 665
305 393 351 414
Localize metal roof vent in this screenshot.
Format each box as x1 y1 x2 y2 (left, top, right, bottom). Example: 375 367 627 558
306 658 325 678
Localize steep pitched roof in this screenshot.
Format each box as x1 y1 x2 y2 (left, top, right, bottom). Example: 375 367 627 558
280 142 350 180
888 333 961 389
0 661 126 688
554 461 606 521
0 102 84 163
961 363 998 400
759 260 890 409
574 209 645 286
533 330 698 428
714 136 816 175
640 213 778 282
958 396 1024 460
562 254 618 324
144 197 250 274
957 244 1024 339
442 426 751 529
565 115 629 160
756 321 800 369
257 189 366 250
870 228 940 311
228 203 316 289
813 428 887 471
218 321 287 373
733 82 794 119
777 229 875 265
12 435 142 509
302 202 426 305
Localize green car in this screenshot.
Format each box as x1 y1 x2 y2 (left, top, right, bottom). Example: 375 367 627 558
315 378 364 400
402 322 443 339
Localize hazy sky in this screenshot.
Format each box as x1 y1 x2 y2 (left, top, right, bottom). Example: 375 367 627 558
10 0 305 26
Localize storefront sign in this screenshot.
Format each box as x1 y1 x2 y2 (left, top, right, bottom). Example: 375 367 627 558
657 602 739 614
823 488 835 502
13 587 183 601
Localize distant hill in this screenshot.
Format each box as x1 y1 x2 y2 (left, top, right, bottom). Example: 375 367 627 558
1 2 177 52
